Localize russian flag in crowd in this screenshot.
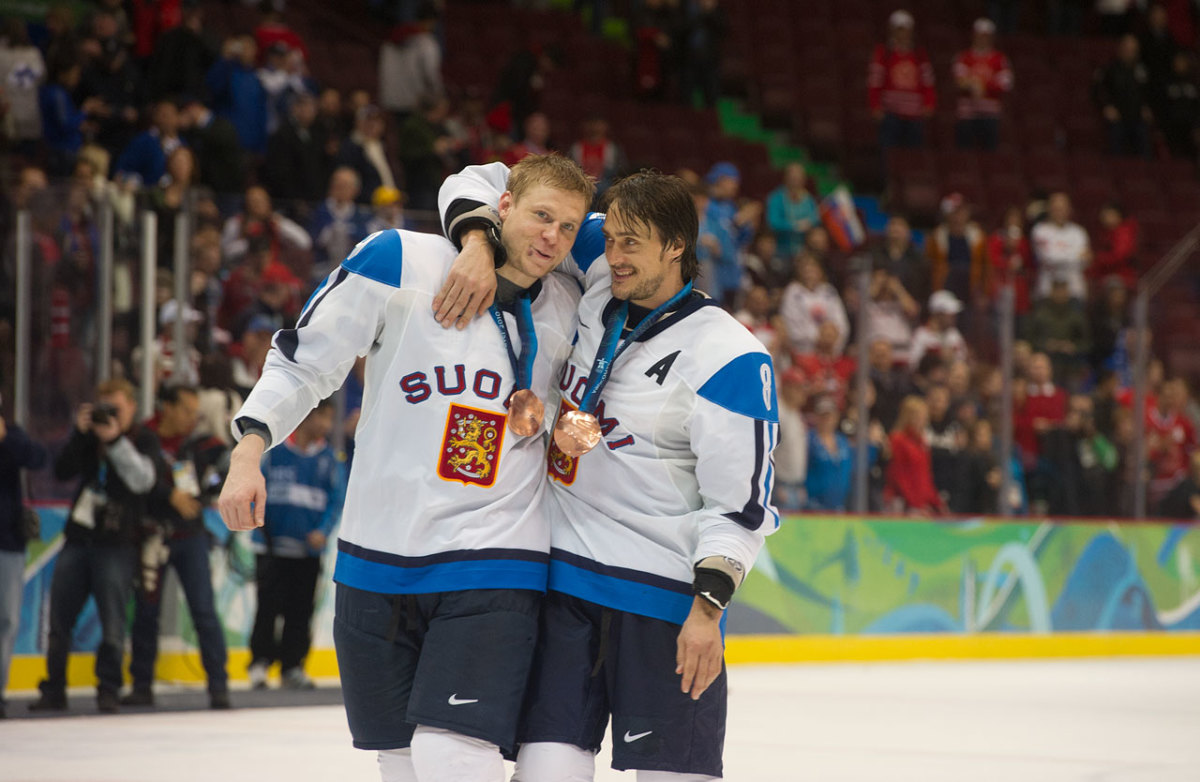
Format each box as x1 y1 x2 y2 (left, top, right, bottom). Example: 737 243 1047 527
820 185 866 251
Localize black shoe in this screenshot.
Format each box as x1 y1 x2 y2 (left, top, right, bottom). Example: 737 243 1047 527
97 690 119 714
28 682 67 712
120 688 154 707
209 691 231 710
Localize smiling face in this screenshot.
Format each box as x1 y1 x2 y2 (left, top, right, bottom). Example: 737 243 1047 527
602 201 686 308
496 184 587 287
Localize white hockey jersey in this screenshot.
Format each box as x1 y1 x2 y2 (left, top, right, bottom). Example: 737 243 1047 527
440 165 780 626
235 228 580 595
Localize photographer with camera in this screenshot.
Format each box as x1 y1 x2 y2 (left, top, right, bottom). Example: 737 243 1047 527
30 379 161 714
0 401 49 719
123 384 231 710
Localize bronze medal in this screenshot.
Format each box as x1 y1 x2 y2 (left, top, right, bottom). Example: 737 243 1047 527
553 409 603 457
508 388 545 437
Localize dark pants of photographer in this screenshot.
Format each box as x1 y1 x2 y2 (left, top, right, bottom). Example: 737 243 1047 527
44 542 136 697
250 554 321 673
129 532 229 696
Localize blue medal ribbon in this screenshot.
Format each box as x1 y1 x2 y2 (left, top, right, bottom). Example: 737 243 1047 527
489 295 538 398
577 281 693 414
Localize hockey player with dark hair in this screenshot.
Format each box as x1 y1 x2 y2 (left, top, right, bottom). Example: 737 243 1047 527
219 154 594 782
438 165 779 781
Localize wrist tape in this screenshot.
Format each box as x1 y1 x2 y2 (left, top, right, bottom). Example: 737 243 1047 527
692 556 745 611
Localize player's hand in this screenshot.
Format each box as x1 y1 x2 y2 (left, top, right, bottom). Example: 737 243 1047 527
434 230 497 330
676 597 725 701
219 435 267 531
307 530 327 551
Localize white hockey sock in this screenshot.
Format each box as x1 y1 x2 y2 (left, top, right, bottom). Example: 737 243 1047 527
636 772 718 782
512 742 596 782
409 725 504 782
377 748 417 782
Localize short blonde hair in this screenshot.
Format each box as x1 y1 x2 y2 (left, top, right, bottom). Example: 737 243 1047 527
507 153 595 207
893 395 928 435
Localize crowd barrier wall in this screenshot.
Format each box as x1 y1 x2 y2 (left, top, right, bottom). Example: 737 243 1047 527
8 508 1199 691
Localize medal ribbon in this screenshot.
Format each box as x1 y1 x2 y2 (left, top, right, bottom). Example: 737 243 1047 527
577 282 693 414
489 294 538 398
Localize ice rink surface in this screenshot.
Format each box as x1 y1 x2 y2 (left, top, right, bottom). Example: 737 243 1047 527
3 657 1199 782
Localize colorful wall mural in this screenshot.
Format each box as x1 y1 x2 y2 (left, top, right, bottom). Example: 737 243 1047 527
729 516 1200 636
12 509 1200 672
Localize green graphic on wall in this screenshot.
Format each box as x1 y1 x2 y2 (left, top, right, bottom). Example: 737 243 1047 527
728 517 1200 636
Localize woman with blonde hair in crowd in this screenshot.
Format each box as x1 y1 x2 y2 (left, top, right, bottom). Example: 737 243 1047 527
885 395 947 516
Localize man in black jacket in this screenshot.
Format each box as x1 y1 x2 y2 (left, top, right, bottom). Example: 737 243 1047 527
29 379 160 714
0 406 49 719
263 92 329 205
124 385 230 709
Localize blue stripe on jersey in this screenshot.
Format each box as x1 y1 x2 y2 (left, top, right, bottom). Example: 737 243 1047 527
342 229 404 288
548 553 694 626
570 212 606 273
698 353 779 423
334 547 549 594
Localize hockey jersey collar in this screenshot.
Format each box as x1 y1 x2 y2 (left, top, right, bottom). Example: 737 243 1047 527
601 289 716 343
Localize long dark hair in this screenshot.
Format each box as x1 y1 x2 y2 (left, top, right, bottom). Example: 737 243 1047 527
602 170 700 281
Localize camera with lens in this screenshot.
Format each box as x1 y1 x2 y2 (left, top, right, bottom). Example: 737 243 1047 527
90 402 119 426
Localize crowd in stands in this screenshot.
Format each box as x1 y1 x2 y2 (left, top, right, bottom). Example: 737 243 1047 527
0 0 1197 532
733 142 1198 517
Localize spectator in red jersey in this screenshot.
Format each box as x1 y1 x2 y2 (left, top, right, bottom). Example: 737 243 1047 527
987 207 1034 318
1014 352 1067 470
569 115 626 194
885 395 946 515
780 253 849 355
793 321 856 409
868 10 936 150
1090 202 1139 291
952 18 1013 150
1093 34 1154 158
910 290 969 371
1148 378 1197 505
253 7 309 67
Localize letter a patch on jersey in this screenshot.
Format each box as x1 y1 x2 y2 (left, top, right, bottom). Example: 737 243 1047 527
438 404 506 487
546 400 579 486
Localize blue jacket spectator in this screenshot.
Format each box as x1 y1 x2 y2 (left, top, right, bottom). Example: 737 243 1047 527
805 400 856 511
206 39 268 155
251 425 345 559
114 101 185 187
704 162 757 305
309 167 373 278
766 163 821 260
39 61 98 174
